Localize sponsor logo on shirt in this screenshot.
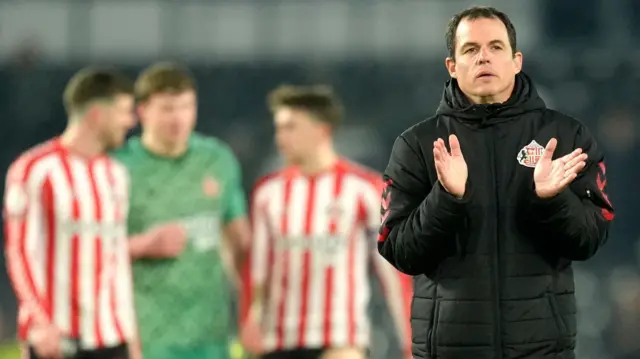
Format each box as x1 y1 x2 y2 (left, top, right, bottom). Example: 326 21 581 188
181 213 222 251
202 176 220 197
274 235 349 256
59 220 126 238
326 202 343 222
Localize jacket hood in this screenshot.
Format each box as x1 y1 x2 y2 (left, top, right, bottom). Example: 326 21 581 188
436 72 547 122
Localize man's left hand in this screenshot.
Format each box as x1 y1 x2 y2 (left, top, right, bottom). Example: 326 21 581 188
128 338 142 359
534 138 588 199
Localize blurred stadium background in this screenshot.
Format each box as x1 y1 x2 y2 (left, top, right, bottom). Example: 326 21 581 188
1 0 639 358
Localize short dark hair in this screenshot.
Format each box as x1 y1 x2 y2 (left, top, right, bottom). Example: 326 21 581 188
135 62 196 103
445 6 517 59
63 68 133 115
267 85 344 128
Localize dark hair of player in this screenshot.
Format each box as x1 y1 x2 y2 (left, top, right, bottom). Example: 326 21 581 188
446 6 518 60
134 62 196 103
267 84 344 129
63 68 133 116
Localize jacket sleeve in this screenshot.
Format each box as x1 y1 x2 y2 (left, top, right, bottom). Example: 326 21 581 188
528 125 614 261
377 134 471 275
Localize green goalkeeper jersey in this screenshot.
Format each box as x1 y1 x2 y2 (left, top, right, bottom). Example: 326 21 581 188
112 134 247 349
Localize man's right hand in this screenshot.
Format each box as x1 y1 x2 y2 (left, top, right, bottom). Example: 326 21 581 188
433 134 468 198
129 223 188 259
30 323 63 359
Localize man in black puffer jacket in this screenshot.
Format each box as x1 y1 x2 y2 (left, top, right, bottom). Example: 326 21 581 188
377 6 614 359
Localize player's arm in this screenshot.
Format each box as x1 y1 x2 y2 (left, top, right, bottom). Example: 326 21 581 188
377 134 471 275
528 125 614 261
3 161 51 334
363 179 413 359
238 181 271 354
117 232 141 357
114 171 140 357
127 233 154 259
371 255 413 359
221 151 251 277
239 182 271 326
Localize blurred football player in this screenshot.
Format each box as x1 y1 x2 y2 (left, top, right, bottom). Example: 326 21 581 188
112 62 251 359
5 68 138 359
241 85 412 359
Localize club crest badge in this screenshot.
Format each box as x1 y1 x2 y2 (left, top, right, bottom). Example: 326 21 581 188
517 140 544 168
326 202 343 221
202 176 220 197
4 182 28 217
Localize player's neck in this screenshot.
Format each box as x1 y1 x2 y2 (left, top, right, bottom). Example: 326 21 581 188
60 123 106 159
299 145 339 176
141 132 188 158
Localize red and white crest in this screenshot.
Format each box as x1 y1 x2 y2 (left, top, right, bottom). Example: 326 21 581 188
202 176 219 197
516 140 545 168
4 182 28 217
326 202 343 221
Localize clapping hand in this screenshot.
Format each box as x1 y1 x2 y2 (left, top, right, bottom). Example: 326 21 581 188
433 134 468 198
534 138 587 199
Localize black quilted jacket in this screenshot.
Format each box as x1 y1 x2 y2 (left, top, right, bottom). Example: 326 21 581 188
377 73 614 359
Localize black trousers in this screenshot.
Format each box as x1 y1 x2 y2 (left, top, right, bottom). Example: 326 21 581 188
29 343 128 359
261 348 326 359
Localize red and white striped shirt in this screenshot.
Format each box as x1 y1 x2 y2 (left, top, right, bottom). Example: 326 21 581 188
3 139 136 349
245 159 412 354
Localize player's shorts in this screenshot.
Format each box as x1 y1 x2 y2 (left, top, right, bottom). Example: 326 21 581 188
261 348 327 359
28 343 128 359
143 343 230 359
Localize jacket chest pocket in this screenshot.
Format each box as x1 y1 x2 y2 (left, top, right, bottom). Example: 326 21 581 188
427 299 441 357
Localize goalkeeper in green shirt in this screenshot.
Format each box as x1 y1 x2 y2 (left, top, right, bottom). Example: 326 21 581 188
112 62 251 359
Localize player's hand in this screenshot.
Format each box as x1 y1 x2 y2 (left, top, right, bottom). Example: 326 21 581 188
433 134 468 198
20 343 29 359
128 338 143 359
240 305 264 355
147 223 188 258
240 320 264 355
30 323 63 359
534 138 587 199
131 223 188 259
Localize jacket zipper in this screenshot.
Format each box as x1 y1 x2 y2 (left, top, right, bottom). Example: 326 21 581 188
489 125 503 359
